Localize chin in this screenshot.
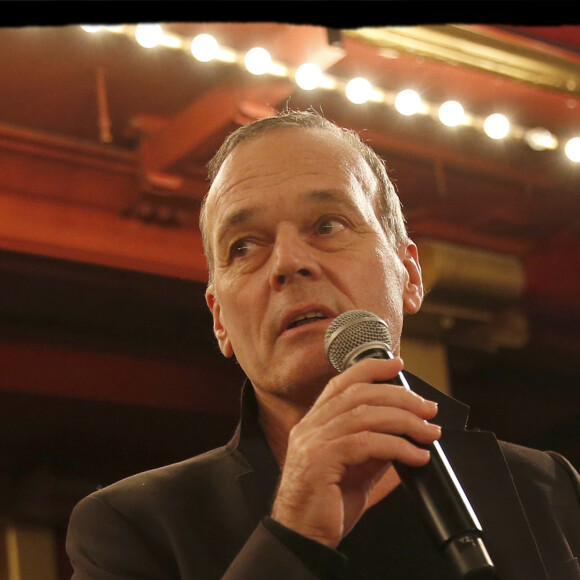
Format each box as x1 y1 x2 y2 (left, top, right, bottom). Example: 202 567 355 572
275 363 337 409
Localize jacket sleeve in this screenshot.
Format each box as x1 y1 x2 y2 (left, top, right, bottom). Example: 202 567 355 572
67 494 175 580
67 495 351 580
222 518 351 580
508 448 580 580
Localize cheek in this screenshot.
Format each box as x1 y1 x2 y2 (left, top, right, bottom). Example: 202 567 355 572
217 281 262 345
374 248 406 308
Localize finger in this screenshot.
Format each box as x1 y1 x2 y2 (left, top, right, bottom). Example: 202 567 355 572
316 357 405 407
331 431 432 468
305 381 438 431
319 404 442 445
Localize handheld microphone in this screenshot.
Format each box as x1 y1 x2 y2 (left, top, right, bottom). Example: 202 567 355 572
325 310 497 580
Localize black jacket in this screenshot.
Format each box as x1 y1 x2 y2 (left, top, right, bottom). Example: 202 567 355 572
66 375 580 579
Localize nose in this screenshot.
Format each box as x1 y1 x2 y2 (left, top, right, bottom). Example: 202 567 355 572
269 225 320 289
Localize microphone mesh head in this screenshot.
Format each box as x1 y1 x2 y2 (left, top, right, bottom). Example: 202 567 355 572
325 310 392 372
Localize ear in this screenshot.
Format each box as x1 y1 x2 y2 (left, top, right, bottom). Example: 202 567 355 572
400 241 424 314
205 285 234 358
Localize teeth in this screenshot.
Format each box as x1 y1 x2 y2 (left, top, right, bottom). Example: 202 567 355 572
289 311 327 328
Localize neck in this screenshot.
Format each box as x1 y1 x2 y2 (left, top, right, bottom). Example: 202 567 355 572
252 383 403 508
253 387 312 467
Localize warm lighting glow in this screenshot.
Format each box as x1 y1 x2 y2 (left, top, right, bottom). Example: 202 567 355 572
244 47 272 75
345 77 373 104
295 63 323 91
395 89 422 116
81 25 104 33
438 100 466 127
160 34 182 49
81 25 123 34
565 137 580 162
135 24 163 49
484 113 510 140
191 33 219 62
79 25 577 160
525 128 558 151
215 48 237 63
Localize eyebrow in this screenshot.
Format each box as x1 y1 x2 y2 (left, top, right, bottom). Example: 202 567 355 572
215 189 354 247
215 207 257 249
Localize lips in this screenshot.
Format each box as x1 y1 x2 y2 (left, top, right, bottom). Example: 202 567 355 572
280 307 335 335
287 311 329 329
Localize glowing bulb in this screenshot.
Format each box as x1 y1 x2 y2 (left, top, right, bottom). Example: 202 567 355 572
438 100 466 127
81 25 104 33
135 23 163 48
394 89 422 116
295 63 323 91
565 137 580 162
191 33 218 62
525 128 558 151
484 113 510 140
244 47 271 75
345 77 373 104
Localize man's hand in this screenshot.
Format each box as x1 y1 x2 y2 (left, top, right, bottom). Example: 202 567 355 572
270 357 441 549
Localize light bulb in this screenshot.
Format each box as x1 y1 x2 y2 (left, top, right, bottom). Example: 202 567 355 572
244 47 271 75
565 137 580 162
81 25 104 33
135 23 163 49
345 77 372 104
525 128 558 151
439 100 465 127
191 33 219 62
295 63 322 91
484 113 510 140
395 89 421 116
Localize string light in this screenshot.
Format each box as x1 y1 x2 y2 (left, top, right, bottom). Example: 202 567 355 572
135 24 163 49
438 100 466 127
244 47 272 75
80 25 580 162
295 63 323 91
191 33 219 62
525 127 558 151
81 25 105 34
484 113 510 140
565 137 580 162
394 89 422 116
345 77 373 104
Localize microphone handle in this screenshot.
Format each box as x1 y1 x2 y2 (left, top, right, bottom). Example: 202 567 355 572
352 348 497 579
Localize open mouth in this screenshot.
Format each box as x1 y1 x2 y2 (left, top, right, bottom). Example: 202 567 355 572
286 312 329 330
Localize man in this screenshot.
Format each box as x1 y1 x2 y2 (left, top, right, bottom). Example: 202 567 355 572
67 111 580 579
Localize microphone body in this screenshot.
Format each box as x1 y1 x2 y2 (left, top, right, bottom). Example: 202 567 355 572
325 311 497 580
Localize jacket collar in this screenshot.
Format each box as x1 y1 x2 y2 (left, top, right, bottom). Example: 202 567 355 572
230 375 549 579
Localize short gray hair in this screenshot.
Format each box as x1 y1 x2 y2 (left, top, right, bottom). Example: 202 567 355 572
200 110 408 281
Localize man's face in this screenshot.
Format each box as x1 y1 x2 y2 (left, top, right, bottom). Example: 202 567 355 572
204 128 422 408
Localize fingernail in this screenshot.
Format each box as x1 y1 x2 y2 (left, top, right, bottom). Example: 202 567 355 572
424 421 442 433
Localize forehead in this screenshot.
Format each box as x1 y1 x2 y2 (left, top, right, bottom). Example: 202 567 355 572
205 127 376 225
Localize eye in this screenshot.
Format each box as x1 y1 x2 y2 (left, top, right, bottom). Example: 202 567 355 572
230 238 255 259
316 217 345 236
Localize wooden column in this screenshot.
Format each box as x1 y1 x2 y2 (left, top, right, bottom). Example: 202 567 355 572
1 522 58 580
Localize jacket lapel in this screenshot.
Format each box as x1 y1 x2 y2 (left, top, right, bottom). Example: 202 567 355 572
233 376 551 579
408 373 549 580
442 429 549 580
230 383 281 529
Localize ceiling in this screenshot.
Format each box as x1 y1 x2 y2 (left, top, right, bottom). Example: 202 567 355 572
1 21 580 538
2 21 580 353
1 23 579 263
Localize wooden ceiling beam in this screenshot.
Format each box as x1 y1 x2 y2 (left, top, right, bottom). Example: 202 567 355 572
1 338 239 413
0 190 208 281
0 124 209 281
139 82 243 176
139 26 346 176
